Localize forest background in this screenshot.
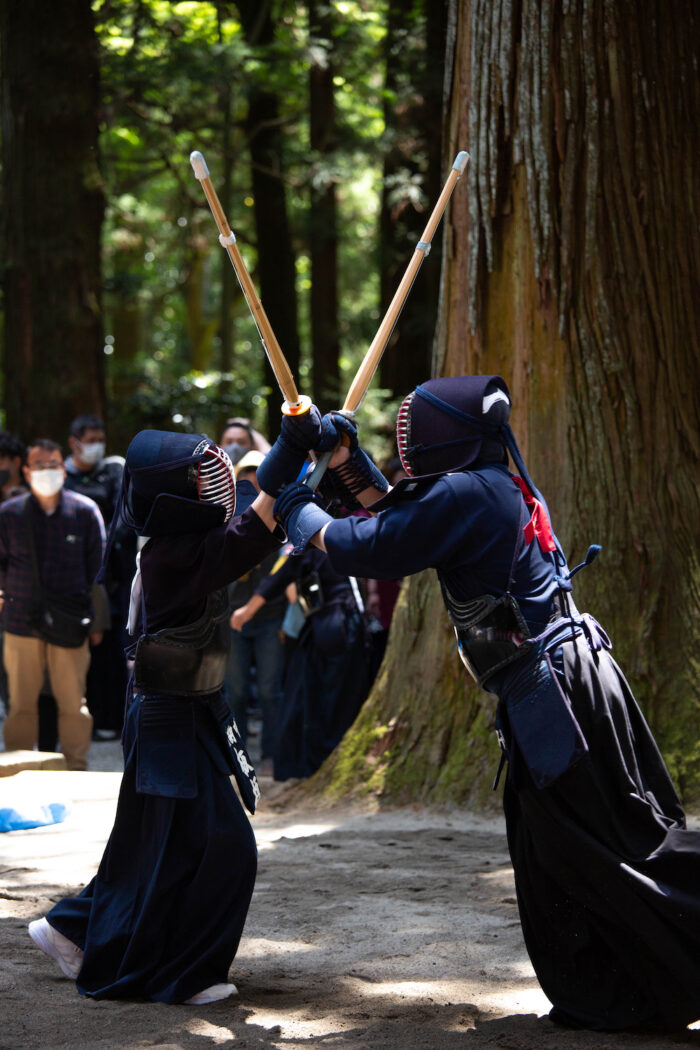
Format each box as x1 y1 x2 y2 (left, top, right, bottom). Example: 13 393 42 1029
1 0 698 804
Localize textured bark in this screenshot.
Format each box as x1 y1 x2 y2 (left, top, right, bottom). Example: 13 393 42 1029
1 0 105 439
448 0 700 795
318 0 700 806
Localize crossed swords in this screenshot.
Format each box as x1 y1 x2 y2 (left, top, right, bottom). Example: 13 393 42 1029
190 148 468 487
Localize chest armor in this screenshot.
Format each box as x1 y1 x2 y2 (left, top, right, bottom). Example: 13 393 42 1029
134 587 230 697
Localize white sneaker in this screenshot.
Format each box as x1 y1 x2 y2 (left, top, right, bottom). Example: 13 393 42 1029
28 917 84 979
184 982 238 1005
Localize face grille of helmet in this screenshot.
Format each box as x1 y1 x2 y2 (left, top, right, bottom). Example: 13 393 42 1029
396 391 415 477
197 444 236 522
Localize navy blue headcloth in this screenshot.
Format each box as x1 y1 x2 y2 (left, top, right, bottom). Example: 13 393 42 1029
397 375 511 479
398 373 556 504
96 431 239 583
122 430 236 537
396 375 568 563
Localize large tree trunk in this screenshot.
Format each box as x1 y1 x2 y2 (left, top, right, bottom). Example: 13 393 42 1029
317 0 700 807
1 0 105 440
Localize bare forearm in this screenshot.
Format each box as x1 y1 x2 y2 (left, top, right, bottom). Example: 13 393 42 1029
250 491 278 532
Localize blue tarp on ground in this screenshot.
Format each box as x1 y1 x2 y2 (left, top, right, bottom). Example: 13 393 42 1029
0 799 71 832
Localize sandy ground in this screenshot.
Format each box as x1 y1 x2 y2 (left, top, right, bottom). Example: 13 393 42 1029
2 732 700 1050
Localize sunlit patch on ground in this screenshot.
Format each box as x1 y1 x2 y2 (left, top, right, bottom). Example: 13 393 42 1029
255 821 340 851
183 1019 236 1044
239 1009 348 1039
241 937 318 957
339 973 549 1018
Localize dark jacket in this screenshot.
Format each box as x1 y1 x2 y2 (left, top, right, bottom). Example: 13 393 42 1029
0 489 105 636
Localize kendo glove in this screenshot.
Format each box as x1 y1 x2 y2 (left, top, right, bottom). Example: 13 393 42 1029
257 403 323 497
274 481 332 553
317 411 359 453
316 411 389 509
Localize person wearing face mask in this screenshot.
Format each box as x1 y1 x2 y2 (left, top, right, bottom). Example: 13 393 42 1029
64 414 134 740
0 439 105 770
220 417 271 466
0 432 58 743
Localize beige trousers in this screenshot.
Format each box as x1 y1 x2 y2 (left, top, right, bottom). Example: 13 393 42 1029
2 632 93 770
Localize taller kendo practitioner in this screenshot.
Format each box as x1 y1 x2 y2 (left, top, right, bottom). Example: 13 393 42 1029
28 412 321 1004
272 375 700 1032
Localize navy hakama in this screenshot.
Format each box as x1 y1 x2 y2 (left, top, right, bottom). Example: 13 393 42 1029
45 496 278 1002
503 632 700 1031
48 693 256 1002
323 467 700 1031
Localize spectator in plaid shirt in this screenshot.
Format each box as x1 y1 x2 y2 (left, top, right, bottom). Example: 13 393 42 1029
0 438 105 769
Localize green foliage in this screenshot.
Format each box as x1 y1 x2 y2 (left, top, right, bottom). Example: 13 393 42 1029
92 0 409 448
108 365 272 440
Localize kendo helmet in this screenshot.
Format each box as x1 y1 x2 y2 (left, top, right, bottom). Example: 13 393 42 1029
122 430 236 536
396 375 511 477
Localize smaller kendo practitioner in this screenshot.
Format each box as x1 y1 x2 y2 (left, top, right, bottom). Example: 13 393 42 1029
27 410 321 1004
273 375 700 1032
232 534 372 782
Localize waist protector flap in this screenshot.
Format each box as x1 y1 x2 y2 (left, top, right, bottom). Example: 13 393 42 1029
500 651 588 788
134 588 230 697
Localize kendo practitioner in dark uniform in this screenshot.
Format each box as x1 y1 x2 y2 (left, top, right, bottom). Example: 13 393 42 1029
272 375 700 1032
28 412 321 1004
235 540 372 781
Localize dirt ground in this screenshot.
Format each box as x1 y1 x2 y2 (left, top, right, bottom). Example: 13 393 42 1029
2 749 700 1050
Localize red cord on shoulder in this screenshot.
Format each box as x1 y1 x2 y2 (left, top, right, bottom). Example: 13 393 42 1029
512 476 557 553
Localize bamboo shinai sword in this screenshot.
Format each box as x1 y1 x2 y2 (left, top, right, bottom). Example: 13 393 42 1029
304 149 470 489
190 150 311 417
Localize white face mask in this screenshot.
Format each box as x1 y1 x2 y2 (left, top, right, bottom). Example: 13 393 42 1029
30 468 64 498
78 441 105 466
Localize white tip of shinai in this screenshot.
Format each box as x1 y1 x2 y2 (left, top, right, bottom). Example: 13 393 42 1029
190 151 209 180
453 151 470 173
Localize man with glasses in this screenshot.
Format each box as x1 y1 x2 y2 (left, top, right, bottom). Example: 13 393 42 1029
0 438 105 769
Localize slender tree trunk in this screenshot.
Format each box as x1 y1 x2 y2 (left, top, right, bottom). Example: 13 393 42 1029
378 0 447 398
308 0 340 406
106 246 143 454
217 5 236 393
235 0 301 437
184 248 219 372
317 0 700 806
0 0 104 440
